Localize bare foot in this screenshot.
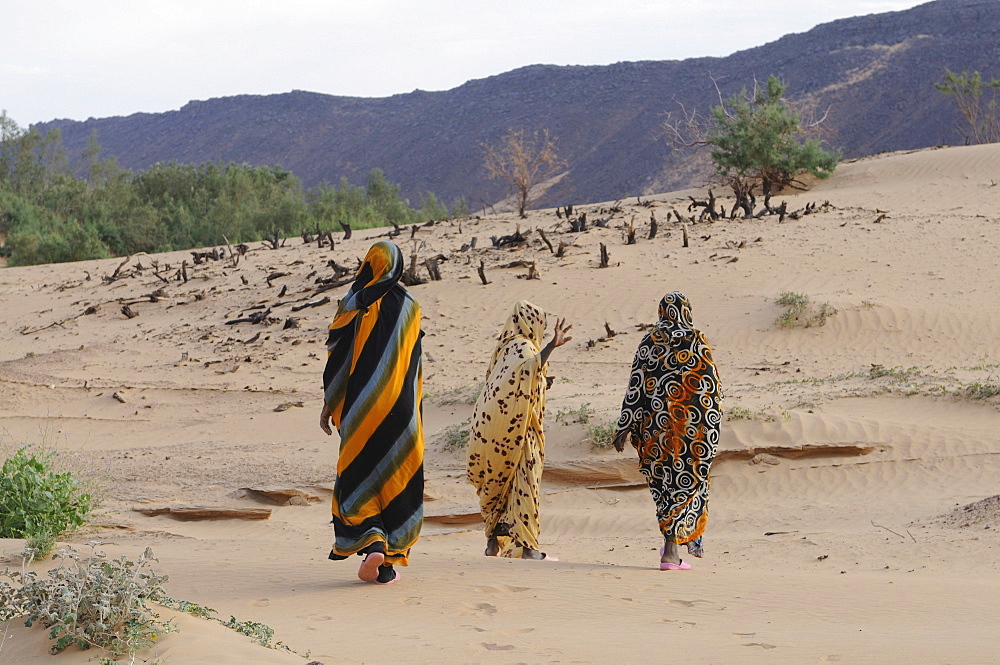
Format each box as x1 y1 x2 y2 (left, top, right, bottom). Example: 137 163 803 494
521 547 557 561
485 536 500 556
358 552 385 582
660 541 681 565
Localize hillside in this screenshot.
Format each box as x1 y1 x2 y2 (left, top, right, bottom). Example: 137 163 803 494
35 0 1000 209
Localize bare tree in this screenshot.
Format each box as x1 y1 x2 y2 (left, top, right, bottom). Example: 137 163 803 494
482 128 567 218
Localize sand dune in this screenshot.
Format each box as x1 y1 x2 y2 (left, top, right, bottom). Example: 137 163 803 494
2 144 1000 663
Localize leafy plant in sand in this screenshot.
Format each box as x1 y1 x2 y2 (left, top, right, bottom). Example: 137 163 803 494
160 597 301 655
587 421 618 449
555 402 592 425
963 381 1000 400
436 421 471 453
0 446 94 557
774 292 837 328
0 544 173 658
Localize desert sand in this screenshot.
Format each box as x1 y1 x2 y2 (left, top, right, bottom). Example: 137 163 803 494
2 143 1000 664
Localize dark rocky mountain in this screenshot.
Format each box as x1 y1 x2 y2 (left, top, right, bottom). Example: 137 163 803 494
36 0 1000 209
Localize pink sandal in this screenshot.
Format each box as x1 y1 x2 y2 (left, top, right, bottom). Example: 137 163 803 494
660 560 692 571
659 546 691 570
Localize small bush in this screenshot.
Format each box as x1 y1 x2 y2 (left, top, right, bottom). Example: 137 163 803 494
774 292 837 328
587 421 618 449
0 544 173 657
0 447 93 555
868 365 920 381
437 422 471 453
964 381 1000 400
434 383 482 405
726 406 776 422
555 402 592 424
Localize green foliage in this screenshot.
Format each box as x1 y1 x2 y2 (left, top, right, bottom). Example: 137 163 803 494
0 447 93 552
726 406 776 422
774 291 837 328
0 544 173 657
0 113 459 266
555 402 592 424
449 196 469 218
867 365 920 381
433 383 483 406
587 421 618 449
706 76 840 210
935 70 1000 144
437 422 471 453
160 596 298 653
963 381 1000 400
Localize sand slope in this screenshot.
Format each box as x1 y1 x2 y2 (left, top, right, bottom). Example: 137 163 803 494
2 144 1000 663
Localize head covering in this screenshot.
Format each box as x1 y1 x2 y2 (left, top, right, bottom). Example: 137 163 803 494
340 240 404 313
656 291 695 340
489 300 547 371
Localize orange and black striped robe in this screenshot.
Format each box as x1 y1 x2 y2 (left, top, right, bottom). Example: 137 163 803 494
323 241 424 566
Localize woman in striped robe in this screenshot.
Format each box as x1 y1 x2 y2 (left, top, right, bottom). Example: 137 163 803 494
320 241 423 585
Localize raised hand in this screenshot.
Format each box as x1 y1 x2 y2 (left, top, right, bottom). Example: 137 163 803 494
550 317 573 348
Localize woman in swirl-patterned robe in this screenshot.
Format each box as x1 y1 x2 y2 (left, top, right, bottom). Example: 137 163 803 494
467 301 572 561
613 292 722 570
320 240 423 585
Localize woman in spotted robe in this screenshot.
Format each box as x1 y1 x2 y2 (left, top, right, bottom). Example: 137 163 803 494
613 292 722 570
467 301 572 560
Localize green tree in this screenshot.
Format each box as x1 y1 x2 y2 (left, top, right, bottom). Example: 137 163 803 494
935 69 1000 145
482 128 566 218
706 76 839 214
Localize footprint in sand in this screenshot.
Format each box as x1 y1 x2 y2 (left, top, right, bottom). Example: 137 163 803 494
669 598 716 608
482 643 515 651
499 627 535 636
743 643 777 650
460 602 498 616
252 598 269 607
307 615 332 621
475 585 529 593
401 596 421 606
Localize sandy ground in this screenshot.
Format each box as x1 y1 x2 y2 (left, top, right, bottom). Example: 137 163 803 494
2 143 1000 664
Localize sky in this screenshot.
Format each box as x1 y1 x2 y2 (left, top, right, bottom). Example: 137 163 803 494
2 0 928 126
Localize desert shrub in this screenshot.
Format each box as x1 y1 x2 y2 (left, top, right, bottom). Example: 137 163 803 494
964 381 1000 400
437 422 471 453
867 365 920 381
726 406 776 422
0 447 93 555
433 383 482 405
555 402 592 424
587 421 618 449
774 292 837 328
0 544 173 657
